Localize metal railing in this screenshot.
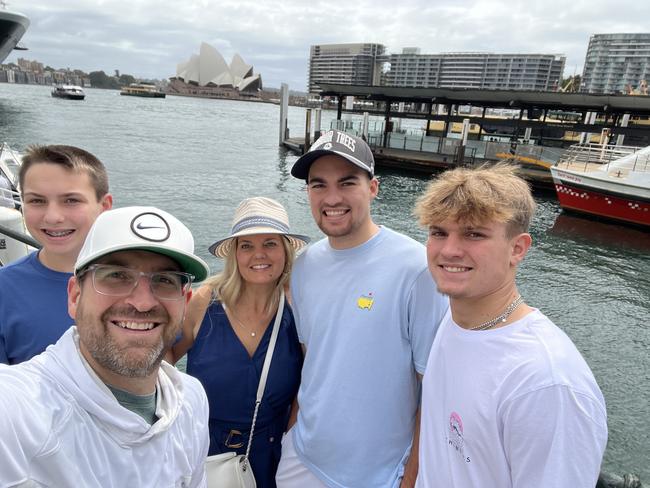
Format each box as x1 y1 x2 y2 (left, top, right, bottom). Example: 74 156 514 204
0 221 41 251
324 121 650 176
556 143 650 173
339 124 563 168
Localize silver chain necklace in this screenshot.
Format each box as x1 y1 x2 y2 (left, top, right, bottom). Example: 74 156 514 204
470 295 524 331
226 306 265 338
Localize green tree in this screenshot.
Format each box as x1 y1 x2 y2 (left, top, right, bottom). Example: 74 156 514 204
118 74 136 86
89 71 120 89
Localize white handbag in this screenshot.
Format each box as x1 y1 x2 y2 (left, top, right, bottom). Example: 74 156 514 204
205 292 285 488
205 451 256 488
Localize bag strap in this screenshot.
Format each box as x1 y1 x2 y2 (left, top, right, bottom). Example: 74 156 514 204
243 289 285 463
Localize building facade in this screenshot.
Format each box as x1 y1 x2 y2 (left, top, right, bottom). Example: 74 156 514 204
581 33 650 94
17 58 43 73
308 43 385 94
0 61 90 86
381 49 565 91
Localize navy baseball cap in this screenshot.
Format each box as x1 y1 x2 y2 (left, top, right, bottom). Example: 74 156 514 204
291 129 375 180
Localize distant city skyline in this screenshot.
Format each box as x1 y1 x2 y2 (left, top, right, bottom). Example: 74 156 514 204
5 0 650 91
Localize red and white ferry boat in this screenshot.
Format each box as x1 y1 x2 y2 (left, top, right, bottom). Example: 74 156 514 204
550 143 650 228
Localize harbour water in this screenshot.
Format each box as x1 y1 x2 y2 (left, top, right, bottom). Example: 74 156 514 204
1 83 648 481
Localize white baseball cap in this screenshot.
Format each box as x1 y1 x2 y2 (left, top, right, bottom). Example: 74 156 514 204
75 206 210 282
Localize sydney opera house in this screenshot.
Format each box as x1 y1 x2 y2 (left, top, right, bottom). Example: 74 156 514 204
169 42 262 97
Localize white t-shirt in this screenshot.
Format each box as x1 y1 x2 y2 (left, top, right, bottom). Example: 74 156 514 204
416 309 607 488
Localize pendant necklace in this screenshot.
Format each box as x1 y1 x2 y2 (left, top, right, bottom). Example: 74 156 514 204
227 307 260 337
470 295 524 331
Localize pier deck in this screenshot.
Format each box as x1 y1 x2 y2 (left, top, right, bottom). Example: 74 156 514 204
281 137 554 189
282 137 305 153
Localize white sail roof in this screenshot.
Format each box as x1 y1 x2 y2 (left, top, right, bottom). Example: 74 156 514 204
230 53 253 79
199 42 230 86
175 43 261 92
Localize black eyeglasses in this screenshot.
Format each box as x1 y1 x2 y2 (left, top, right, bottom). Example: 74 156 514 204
77 264 193 301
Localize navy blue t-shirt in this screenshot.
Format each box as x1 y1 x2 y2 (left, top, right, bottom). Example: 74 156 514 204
0 252 74 364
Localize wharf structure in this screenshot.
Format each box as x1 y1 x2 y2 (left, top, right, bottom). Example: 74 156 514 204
281 83 650 188
582 33 650 94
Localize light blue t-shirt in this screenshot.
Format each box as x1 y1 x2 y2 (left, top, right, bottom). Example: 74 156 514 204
290 226 449 488
0 251 74 364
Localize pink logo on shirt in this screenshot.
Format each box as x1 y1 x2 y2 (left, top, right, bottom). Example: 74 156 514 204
448 412 464 451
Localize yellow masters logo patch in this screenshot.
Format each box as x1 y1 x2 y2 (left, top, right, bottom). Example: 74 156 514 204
357 293 374 310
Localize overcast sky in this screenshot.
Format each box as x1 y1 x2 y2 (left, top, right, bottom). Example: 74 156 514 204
6 0 649 91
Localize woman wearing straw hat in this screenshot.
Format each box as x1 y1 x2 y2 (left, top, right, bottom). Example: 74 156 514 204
170 197 309 488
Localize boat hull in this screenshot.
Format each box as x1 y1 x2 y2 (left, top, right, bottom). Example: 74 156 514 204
0 10 29 64
51 93 85 100
120 92 166 98
551 169 650 228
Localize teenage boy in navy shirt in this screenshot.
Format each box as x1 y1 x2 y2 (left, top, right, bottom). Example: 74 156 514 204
0 145 112 364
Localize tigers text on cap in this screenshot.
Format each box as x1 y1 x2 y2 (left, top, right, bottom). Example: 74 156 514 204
75 206 210 282
291 129 375 180
208 197 310 258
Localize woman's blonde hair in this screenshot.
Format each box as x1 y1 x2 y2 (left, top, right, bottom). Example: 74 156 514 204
415 163 536 236
203 236 295 313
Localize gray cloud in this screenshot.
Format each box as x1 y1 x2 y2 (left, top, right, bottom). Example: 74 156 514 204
6 0 649 91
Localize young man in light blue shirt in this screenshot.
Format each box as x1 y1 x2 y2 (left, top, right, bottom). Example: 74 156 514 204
276 130 448 488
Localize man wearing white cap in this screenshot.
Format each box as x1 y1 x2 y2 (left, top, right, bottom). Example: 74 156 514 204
0 206 211 487
276 130 448 488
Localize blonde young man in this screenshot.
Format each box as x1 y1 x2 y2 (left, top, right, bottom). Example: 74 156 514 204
0 206 210 486
276 130 448 488
414 164 607 488
0 145 113 364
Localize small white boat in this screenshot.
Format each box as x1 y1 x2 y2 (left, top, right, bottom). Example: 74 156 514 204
550 143 650 228
51 85 86 100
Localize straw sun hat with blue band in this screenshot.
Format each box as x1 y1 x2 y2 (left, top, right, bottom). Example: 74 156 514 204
208 197 310 258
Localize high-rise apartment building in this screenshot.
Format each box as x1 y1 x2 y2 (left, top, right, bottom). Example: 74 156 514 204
308 43 385 94
16 58 44 73
380 50 565 91
581 33 650 94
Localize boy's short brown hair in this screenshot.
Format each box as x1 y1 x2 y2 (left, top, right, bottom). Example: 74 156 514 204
19 145 109 200
415 163 536 236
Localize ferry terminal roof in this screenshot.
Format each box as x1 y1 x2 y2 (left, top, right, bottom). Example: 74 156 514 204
319 84 650 116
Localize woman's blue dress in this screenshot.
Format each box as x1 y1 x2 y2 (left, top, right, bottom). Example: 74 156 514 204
186 300 302 488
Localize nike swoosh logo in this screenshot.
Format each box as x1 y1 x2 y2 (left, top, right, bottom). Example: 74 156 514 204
136 223 165 230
